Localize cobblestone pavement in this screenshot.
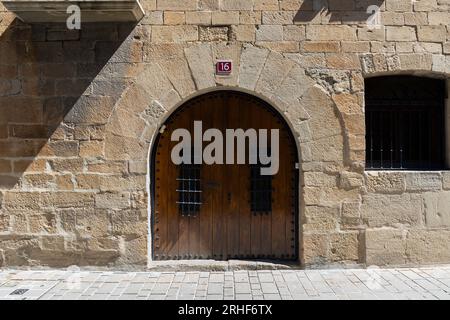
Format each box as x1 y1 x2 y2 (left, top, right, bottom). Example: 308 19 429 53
2 266 450 300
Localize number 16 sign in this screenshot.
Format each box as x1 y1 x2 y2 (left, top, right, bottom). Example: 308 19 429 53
216 60 232 76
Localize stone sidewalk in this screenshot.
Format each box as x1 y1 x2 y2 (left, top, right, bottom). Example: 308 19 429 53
2 266 450 300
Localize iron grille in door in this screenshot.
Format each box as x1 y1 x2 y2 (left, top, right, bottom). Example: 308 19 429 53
176 149 202 216
365 76 446 170
250 163 273 215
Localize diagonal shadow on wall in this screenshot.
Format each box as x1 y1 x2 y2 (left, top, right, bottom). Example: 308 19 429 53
294 0 386 23
0 18 138 192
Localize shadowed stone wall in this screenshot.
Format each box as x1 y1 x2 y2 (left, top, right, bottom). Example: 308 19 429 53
0 0 449 268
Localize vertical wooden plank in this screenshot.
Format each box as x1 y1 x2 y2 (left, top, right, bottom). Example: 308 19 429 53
198 96 213 258
212 93 226 260
238 95 251 258
188 101 202 258
166 114 182 259
259 104 273 258
154 131 169 259
250 102 262 258
271 116 287 259
286 136 297 260
224 94 241 259
177 107 192 259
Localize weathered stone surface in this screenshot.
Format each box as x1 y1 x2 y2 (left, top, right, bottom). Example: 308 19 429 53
365 171 405 193
339 172 363 190
303 172 337 188
303 233 329 265
184 44 215 90
256 25 283 42
406 230 450 264
342 201 361 219
200 26 229 42
405 172 442 191
211 43 242 86
365 229 406 265
423 192 450 228
1 1 449 269
95 192 130 210
443 172 450 190
152 26 198 43
238 44 269 91
303 206 339 232
361 193 422 228
329 232 359 262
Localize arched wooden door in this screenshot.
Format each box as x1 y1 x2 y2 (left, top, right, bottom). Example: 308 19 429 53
152 91 298 261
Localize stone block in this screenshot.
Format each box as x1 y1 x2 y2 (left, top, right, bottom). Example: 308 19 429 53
157 0 197 10
329 232 359 262
254 0 279 10
199 26 229 41
302 41 340 53
211 11 239 25
428 12 450 25
230 25 255 42
262 11 295 24
406 230 450 264
417 26 447 42
3 192 41 210
238 44 269 91
342 201 361 219
152 26 198 42
95 192 130 209
326 53 360 69
164 11 185 25
423 192 450 228
0 160 11 173
399 54 433 70
365 228 406 265
306 25 357 41
220 0 254 10
304 205 339 232
184 44 215 90
239 11 261 24
405 172 442 191
256 25 283 41
339 172 363 190
365 171 405 193
79 141 105 158
255 51 294 96
386 26 416 41
41 192 95 209
361 193 422 228
186 11 212 25
443 172 450 190
303 233 329 265
303 172 337 188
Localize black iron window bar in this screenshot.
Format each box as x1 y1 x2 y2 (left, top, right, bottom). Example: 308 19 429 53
177 150 202 217
366 101 445 170
250 154 273 215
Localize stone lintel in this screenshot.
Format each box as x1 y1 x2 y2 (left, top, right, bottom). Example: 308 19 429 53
2 0 145 23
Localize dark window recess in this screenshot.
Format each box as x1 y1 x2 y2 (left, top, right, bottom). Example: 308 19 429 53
177 149 202 217
250 160 273 215
365 76 447 170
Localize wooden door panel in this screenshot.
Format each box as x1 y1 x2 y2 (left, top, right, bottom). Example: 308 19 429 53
224 94 242 259
198 97 214 259
154 91 298 261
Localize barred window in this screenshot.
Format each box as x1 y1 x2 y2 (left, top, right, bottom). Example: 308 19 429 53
177 149 202 217
250 148 273 215
365 76 446 170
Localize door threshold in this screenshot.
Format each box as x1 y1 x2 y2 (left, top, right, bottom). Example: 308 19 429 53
147 260 301 272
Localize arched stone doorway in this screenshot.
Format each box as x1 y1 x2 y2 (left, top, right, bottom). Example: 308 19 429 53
151 91 299 261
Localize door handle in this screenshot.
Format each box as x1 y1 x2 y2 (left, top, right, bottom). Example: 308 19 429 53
227 192 231 203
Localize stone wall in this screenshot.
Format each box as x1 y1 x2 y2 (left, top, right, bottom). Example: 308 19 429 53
0 0 449 268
